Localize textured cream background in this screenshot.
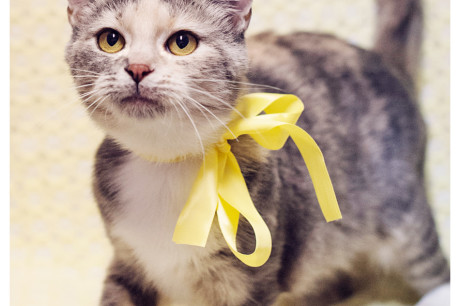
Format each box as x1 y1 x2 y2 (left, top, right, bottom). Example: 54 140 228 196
10 0 449 305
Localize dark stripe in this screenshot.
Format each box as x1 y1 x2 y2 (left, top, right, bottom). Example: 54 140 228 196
411 253 450 282
406 227 441 267
110 274 158 306
302 271 355 304
93 138 130 220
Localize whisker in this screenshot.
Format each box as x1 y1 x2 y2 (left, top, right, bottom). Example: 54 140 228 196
35 96 82 128
184 95 237 140
80 92 100 105
85 95 104 112
143 84 197 126
182 96 215 129
71 75 101 79
185 85 246 120
175 100 206 163
69 68 103 75
78 88 100 99
89 95 109 117
183 77 285 92
71 83 95 90
34 87 102 128
153 82 245 131
168 91 190 128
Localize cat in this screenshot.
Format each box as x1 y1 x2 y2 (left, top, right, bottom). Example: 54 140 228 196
65 0 450 305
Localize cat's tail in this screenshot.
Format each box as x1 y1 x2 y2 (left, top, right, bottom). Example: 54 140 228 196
373 0 423 80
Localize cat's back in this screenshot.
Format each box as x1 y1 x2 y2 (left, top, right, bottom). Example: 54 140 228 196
247 31 418 120
247 31 425 169
246 31 427 225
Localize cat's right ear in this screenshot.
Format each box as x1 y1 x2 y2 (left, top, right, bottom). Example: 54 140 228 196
67 0 89 26
229 0 253 33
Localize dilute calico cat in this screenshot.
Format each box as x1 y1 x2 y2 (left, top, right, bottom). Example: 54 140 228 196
65 0 450 305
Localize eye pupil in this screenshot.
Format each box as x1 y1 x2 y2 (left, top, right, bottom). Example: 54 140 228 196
107 32 119 46
176 34 189 49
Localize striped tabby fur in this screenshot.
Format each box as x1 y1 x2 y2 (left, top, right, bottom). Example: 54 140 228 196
65 0 449 305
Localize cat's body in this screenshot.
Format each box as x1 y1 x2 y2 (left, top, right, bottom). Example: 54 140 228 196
65 0 449 305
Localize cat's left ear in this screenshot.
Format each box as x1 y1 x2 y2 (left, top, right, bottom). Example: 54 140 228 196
230 0 253 33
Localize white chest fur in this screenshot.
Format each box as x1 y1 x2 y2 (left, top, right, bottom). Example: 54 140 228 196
111 155 221 302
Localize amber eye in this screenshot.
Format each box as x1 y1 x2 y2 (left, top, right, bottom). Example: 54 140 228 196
167 31 198 56
98 29 125 53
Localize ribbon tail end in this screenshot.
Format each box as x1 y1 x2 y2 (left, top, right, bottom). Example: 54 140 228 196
325 212 343 222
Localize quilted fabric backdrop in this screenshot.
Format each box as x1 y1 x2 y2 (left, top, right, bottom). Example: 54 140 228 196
10 0 449 305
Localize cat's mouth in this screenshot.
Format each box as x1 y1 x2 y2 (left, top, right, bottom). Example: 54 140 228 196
121 95 158 106
118 94 166 118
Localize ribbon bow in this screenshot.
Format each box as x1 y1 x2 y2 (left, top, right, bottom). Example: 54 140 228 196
172 93 342 267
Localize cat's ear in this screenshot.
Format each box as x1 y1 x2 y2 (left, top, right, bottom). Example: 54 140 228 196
67 0 89 26
229 0 253 33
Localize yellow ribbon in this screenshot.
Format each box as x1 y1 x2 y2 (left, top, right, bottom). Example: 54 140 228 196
172 93 342 267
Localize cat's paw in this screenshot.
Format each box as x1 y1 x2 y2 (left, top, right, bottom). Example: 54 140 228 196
415 283 450 306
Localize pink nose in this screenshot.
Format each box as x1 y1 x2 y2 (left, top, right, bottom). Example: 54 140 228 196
125 64 153 83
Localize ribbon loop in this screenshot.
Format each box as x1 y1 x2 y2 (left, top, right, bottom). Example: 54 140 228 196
217 152 272 267
173 93 341 267
216 139 231 154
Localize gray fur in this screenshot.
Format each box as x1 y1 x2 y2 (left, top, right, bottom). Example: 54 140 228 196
65 0 449 305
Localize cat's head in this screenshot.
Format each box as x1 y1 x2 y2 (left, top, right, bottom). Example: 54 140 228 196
65 0 252 161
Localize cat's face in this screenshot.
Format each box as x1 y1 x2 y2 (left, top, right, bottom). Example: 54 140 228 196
65 0 252 160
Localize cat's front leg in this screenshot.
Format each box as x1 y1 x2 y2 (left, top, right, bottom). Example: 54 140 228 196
100 260 158 306
100 277 137 306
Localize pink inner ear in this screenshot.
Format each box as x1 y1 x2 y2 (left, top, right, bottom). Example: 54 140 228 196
229 0 252 32
231 0 252 14
68 0 89 25
68 0 89 9
234 0 252 15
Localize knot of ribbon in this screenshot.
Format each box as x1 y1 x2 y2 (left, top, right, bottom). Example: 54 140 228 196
172 93 342 267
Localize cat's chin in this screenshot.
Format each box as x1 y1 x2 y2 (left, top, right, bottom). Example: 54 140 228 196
117 94 166 118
